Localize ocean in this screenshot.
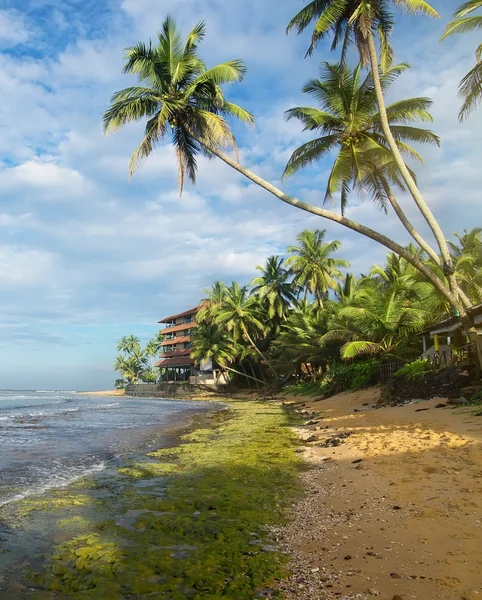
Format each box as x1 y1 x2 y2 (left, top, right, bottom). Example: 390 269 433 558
0 390 212 507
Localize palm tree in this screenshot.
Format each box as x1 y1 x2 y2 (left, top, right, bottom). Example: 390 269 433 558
441 1 482 121
145 339 160 368
197 281 228 324
116 335 141 355
286 229 349 305
325 278 429 359
283 62 442 264
103 16 253 190
285 1 469 297
213 281 277 375
251 256 297 324
105 16 480 370
190 323 265 385
449 228 482 304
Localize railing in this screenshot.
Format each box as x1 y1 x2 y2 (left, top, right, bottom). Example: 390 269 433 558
426 343 475 368
380 361 404 383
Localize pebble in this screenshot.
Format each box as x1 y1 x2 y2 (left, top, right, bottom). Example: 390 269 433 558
368 589 380 596
390 572 402 578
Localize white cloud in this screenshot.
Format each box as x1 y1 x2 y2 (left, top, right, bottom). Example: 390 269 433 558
0 245 57 287
0 10 30 47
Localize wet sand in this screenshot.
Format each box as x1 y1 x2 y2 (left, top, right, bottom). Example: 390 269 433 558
277 388 482 600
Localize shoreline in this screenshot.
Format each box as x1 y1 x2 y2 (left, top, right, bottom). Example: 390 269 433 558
277 387 482 600
0 398 303 598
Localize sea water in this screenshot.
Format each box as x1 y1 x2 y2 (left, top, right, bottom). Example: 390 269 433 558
0 390 211 506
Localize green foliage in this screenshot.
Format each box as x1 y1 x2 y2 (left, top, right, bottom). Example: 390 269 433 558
17 402 303 598
104 16 252 190
394 358 432 379
285 360 381 397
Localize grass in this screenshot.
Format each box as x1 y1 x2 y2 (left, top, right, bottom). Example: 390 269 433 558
7 401 304 599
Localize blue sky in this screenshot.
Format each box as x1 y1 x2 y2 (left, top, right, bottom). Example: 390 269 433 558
0 0 480 390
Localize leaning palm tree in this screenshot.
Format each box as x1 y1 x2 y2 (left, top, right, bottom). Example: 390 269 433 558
105 16 481 371
283 62 441 264
191 323 265 385
251 256 297 323
286 229 349 305
441 1 482 121
214 281 277 376
103 16 253 190
285 1 469 300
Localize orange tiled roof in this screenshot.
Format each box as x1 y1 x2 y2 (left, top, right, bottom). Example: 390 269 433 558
160 321 197 335
158 306 200 324
160 335 190 346
156 356 194 367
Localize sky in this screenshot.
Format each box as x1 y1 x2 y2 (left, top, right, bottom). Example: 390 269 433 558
0 0 480 390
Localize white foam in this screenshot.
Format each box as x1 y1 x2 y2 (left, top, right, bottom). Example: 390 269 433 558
0 461 106 508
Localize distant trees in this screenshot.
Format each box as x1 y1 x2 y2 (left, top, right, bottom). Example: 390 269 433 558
114 334 163 386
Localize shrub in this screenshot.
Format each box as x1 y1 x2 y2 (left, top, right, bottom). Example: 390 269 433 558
394 359 431 380
284 360 381 397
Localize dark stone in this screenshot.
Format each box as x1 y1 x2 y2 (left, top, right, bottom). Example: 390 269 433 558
392 505 402 510
344 555 352 560
415 408 429 412
390 573 402 579
435 403 447 408
352 459 363 464
306 436 319 442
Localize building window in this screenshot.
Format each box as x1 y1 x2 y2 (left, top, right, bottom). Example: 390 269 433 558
184 316 192 324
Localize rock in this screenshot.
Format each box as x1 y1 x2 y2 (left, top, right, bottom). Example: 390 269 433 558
368 589 380 596
449 397 466 405
352 459 363 464
392 505 402 510
415 408 429 412
344 555 352 560
390 572 402 578
435 403 447 408
306 436 318 442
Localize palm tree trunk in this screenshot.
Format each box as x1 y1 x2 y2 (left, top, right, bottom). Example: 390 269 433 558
365 29 459 295
191 135 482 374
380 172 473 309
223 364 265 385
191 135 461 310
246 360 262 388
244 330 278 378
379 177 441 264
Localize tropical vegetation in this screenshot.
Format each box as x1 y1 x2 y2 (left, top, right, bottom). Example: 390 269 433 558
114 334 163 386
105 7 482 375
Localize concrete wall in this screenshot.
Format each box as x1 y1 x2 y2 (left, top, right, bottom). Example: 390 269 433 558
125 382 214 399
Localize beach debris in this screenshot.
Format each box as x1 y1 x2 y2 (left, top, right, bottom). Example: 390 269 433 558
390 572 402 578
435 403 447 408
368 590 380 596
352 459 363 464
415 408 429 412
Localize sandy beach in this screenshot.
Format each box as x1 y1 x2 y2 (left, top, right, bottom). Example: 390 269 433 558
76 389 126 396
277 388 482 600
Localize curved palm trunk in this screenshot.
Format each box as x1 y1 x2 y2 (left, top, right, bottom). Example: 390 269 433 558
193 136 482 375
380 168 473 309
379 176 441 264
192 135 460 307
365 29 460 296
223 363 265 385
244 330 278 378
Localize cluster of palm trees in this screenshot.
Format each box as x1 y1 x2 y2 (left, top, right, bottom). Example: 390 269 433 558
113 333 163 387
190 227 482 386
104 1 482 370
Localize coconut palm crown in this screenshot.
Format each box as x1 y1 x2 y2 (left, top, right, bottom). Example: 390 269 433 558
103 16 253 191
287 0 438 69
283 62 439 214
441 1 482 121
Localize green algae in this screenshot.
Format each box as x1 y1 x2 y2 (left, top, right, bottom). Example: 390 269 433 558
7 401 303 599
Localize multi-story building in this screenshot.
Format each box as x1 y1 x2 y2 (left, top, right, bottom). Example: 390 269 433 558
155 306 200 381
